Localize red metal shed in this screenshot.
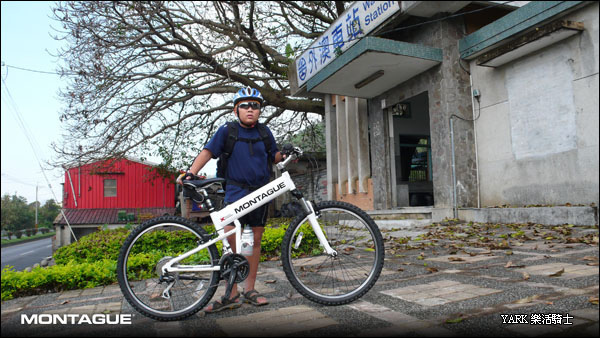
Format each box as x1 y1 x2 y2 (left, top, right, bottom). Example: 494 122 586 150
62 157 176 209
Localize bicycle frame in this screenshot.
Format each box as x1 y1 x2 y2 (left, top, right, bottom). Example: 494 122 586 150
161 170 336 275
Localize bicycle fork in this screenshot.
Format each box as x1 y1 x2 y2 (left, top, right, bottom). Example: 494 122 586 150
297 197 337 257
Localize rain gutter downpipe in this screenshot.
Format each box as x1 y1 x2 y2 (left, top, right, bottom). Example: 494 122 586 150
450 116 458 219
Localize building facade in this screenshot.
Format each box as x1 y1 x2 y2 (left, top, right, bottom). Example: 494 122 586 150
290 1 598 223
461 1 599 208
54 158 177 249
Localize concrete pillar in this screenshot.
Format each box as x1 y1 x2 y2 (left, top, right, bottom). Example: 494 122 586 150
346 97 359 193
336 95 348 196
53 224 73 252
324 94 338 200
357 98 371 193
368 98 393 209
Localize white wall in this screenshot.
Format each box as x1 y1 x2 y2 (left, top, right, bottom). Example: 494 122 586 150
471 3 599 207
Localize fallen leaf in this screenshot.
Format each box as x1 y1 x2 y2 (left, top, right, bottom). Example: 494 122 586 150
522 272 530 280
509 264 526 268
446 317 463 324
505 261 513 268
586 262 599 266
426 267 439 273
544 301 554 305
582 256 598 261
514 295 540 304
589 296 599 305
264 280 277 284
549 268 565 277
397 268 404 272
61 300 70 305
448 257 465 262
506 251 513 256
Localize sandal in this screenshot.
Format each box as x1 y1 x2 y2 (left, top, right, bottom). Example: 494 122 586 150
204 294 242 313
242 289 269 306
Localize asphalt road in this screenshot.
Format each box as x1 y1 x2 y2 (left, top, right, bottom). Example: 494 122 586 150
1 237 52 271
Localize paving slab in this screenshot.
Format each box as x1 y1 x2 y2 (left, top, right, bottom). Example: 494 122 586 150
1 220 597 337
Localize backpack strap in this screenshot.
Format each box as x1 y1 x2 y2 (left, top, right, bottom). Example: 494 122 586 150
223 122 239 158
256 123 273 159
256 123 274 176
216 122 239 181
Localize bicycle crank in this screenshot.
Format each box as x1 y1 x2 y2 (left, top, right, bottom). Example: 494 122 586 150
219 253 250 283
219 253 250 300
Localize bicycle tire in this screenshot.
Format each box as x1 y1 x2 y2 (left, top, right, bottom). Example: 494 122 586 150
281 201 384 305
117 215 220 321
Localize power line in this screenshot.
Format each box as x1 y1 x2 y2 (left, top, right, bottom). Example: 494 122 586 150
1 76 77 241
3 64 64 75
1 1 517 77
1 173 38 187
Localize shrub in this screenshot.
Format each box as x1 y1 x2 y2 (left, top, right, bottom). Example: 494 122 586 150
260 218 321 261
2 218 323 300
1 260 117 301
53 228 130 265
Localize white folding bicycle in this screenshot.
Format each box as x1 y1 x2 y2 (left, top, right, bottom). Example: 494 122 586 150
117 146 384 321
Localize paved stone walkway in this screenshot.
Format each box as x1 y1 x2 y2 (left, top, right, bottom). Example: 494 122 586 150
2 221 598 337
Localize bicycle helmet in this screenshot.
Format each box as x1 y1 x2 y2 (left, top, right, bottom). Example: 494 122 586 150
233 86 264 106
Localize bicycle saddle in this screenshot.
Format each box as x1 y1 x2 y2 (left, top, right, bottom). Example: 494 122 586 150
183 177 226 188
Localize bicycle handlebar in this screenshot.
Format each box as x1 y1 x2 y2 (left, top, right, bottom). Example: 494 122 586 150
177 145 303 184
277 146 303 171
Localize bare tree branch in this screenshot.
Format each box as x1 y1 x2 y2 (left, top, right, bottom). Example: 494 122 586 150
50 1 346 170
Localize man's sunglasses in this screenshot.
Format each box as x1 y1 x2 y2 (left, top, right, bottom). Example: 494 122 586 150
238 102 261 110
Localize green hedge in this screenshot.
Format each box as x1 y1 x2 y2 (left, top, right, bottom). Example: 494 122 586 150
1 260 116 300
2 218 323 300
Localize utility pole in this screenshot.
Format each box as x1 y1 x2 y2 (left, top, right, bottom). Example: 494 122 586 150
35 183 38 232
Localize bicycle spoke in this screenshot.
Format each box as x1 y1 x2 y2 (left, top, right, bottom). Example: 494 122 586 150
117 217 220 320
283 202 384 304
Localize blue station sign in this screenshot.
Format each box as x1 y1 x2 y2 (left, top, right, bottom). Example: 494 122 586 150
295 1 400 87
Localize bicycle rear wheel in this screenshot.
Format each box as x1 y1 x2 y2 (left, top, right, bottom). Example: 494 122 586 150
117 216 220 321
281 201 384 305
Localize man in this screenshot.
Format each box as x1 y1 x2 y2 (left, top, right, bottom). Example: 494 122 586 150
179 87 284 313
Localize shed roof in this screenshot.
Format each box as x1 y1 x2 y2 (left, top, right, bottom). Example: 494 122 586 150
54 208 176 225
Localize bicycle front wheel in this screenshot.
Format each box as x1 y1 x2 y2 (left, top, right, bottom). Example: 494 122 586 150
117 216 220 321
281 201 384 305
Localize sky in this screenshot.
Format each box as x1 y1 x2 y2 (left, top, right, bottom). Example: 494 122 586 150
1 1 65 205
1 2 218 205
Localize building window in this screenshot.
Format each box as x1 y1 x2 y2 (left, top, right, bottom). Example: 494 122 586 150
104 179 117 197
